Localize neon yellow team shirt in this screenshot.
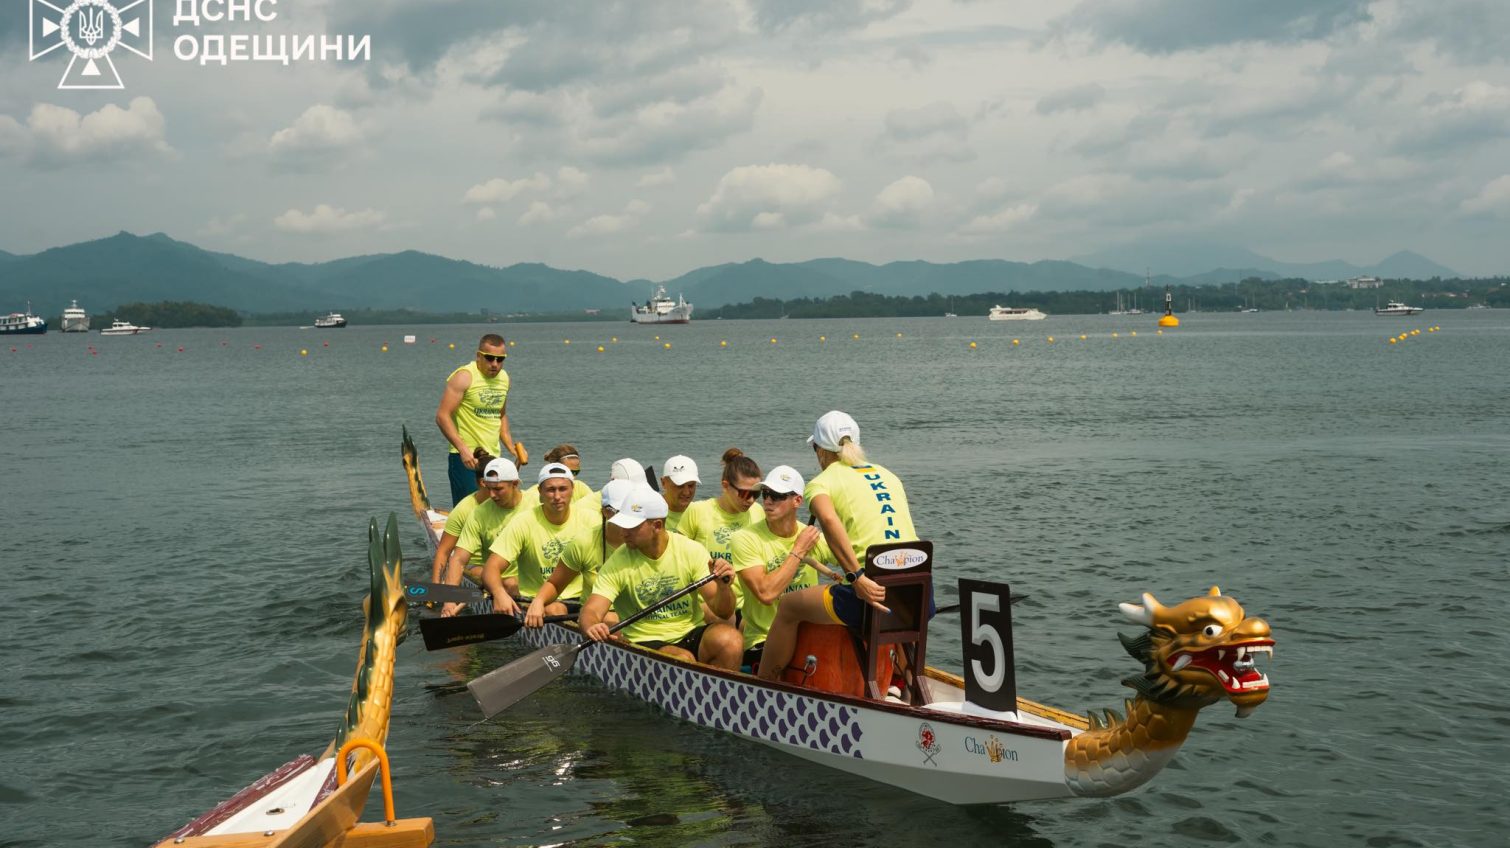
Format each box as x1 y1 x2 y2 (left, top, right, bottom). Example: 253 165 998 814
454 497 528 561
730 522 835 650
593 534 714 644
446 361 510 455
804 462 917 563
664 509 686 533
489 504 597 600
558 523 619 598
675 498 763 607
441 492 485 538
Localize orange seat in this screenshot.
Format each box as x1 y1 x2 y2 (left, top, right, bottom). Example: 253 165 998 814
780 623 893 698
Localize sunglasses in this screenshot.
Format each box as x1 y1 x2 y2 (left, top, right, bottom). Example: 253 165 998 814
477 351 506 363
759 489 796 502
730 484 761 499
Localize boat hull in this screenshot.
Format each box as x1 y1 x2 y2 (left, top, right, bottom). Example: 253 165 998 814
510 621 1075 805
988 312 1046 321
1 319 47 334
629 309 693 324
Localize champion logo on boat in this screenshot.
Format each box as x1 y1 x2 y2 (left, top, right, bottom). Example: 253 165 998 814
964 734 1018 764
916 722 941 766
872 548 928 570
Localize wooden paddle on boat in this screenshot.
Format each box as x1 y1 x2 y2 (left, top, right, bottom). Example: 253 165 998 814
419 612 576 651
468 572 720 719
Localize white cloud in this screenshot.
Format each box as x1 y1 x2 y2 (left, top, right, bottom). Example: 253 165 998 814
637 167 676 188
0 97 173 169
883 101 968 143
555 165 590 198
274 205 386 235
268 105 364 169
198 214 247 237
567 199 650 237
1037 83 1107 115
961 203 1038 235
866 176 934 228
476 207 497 222
518 201 558 225
462 173 552 205
1460 175 1510 217
695 164 843 232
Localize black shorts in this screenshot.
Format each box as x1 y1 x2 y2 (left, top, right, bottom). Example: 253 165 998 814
741 644 764 674
638 624 708 656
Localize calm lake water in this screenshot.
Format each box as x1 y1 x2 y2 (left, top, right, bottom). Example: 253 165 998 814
3 311 1508 847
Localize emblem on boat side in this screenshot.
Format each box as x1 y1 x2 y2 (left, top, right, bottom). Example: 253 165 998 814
873 548 928 570
916 722 941 766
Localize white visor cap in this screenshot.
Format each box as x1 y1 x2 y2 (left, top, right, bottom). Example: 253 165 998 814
537 462 574 483
482 458 520 483
807 410 860 452
599 478 636 513
760 464 804 495
609 457 642 482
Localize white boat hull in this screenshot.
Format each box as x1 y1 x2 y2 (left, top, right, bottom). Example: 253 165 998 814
629 307 693 324
510 621 1077 805
988 311 1046 321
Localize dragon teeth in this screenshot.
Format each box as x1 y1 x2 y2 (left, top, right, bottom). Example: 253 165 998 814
1171 654 1192 672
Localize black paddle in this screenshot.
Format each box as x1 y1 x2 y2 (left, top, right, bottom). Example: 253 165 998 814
405 581 487 605
419 612 576 651
469 572 720 719
933 595 1027 616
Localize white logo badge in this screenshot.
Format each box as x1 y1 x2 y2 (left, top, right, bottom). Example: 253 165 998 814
30 0 154 90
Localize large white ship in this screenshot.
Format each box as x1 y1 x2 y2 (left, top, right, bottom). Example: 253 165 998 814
987 304 1047 321
61 299 90 332
630 285 693 324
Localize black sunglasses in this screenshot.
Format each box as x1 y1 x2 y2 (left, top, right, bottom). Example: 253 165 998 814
759 489 796 502
477 351 506 363
730 484 760 498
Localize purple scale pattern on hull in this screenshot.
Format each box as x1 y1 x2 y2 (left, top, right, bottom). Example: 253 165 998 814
519 623 864 757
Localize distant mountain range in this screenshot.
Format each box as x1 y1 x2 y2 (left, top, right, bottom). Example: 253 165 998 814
1071 242 1458 281
0 231 1466 317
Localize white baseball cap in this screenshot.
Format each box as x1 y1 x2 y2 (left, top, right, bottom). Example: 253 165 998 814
760 464 804 495
609 457 642 482
662 455 700 486
481 457 519 483
599 478 635 513
807 410 859 452
537 462 574 483
607 483 669 529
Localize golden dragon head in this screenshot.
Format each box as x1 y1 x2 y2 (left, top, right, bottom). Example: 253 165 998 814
1118 587 1274 718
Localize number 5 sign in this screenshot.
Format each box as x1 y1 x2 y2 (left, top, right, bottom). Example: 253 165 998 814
958 579 1017 712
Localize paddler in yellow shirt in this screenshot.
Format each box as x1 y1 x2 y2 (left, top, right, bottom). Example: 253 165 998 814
675 448 764 621
429 447 496 581
463 462 596 618
435 334 522 506
439 457 528 589
729 464 837 672
523 478 635 628
659 455 701 532
581 484 743 670
757 411 918 683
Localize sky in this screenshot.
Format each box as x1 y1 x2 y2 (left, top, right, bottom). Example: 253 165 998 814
1 0 1508 279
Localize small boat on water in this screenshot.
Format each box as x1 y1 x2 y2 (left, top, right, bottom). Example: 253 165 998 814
401 430 1276 805
152 515 434 847
315 312 348 328
61 299 90 332
1 304 47 335
630 285 693 324
987 305 1046 321
1374 300 1424 316
100 319 152 335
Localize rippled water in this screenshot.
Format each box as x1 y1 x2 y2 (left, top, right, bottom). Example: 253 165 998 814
4 312 1508 847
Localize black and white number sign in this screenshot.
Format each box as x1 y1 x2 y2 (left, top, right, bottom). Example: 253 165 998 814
958 578 1017 712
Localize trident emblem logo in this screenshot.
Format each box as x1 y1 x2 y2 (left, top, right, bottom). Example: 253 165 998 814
29 0 154 90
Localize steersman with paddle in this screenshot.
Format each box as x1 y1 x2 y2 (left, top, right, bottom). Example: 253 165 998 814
579 484 744 670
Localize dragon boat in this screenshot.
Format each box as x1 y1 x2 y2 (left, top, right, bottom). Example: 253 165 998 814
152 516 434 847
402 430 1276 804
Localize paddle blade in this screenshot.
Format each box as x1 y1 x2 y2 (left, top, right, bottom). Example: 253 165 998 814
404 581 486 605
468 642 582 718
419 613 522 651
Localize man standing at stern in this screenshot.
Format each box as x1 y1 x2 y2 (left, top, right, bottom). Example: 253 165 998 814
437 334 521 506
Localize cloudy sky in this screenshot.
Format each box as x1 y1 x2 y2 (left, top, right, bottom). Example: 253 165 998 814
1 0 1508 279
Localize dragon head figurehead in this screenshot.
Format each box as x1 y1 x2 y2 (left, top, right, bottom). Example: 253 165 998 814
1118 586 1273 718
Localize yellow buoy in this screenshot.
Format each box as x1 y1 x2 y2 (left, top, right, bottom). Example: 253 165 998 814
1012 339 1020 346
663 342 672 350
612 336 619 343
596 345 605 353
1112 332 1119 338
564 339 570 344
852 333 860 340
508 340 516 346
380 345 388 352
300 349 308 356
896 332 903 338
1410 329 1420 335
1389 337 1397 344
820 335 827 342
720 340 728 348
1156 329 1164 335
1079 334 1087 340
655 335 661 341
1130 331 1137 337
771 337 778 344
968 341 977 349
1158 314 1180 328
1047 336 1054 343
448 343 455 350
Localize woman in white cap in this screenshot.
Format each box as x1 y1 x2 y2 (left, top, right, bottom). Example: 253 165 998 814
729 464 838 671
438 456 526 588
581 484 743 669
523 478 635 629
659 455 700 532
429 447 497 581
473 461 597 618
756 411 916 683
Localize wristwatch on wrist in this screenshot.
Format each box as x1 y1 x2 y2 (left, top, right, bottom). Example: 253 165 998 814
843 569 860 584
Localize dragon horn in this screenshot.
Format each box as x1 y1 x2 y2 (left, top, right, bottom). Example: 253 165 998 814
1118 601 1153 626
1208 586 1222 597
